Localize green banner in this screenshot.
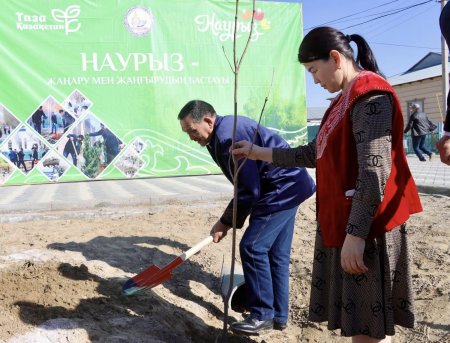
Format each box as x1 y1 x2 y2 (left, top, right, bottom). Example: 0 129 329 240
0 0 305 185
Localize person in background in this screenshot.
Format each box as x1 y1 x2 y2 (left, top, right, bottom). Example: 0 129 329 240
178 100 316 335
437 1 450 165
403 103 436 161
232 26 422 343
31 145 39 168
8 147 17 166
51 112 58 134
63 134 84 166
60 109 75 133
17 147 27 172
31 106 47 134
88 124 122 164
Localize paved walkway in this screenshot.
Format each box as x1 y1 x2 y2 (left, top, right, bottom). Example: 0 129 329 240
0 155 448 221
404 155 450 195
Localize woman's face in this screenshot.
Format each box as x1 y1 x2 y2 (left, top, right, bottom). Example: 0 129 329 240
303 52 343 93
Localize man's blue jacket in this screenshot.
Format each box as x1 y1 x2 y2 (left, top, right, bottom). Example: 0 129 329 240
206 115 316 228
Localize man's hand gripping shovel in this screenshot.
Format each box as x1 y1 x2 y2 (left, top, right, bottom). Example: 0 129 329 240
122 235 213 295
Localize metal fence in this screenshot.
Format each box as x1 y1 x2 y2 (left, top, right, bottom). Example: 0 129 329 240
403 132 442 155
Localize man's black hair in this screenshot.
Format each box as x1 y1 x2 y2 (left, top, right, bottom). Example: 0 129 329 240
178 100 216 122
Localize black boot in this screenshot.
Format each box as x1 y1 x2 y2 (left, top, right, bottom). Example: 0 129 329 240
230 316 273 335
273 322 287 331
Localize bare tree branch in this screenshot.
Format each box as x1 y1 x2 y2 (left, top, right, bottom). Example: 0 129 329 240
222 46 235 73
237 5 255 68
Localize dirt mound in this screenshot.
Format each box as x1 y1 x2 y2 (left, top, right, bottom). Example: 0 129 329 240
0 195 448 342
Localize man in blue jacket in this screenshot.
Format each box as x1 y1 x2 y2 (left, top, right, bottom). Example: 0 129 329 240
178 100 315 334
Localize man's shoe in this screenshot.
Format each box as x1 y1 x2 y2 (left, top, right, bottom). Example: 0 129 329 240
429 153 434 161
230 316 273 335
273 322 287 331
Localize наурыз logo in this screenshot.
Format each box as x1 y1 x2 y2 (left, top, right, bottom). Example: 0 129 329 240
194 8 270 42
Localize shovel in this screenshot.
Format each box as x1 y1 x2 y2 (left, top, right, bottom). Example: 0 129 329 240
122 235 213 295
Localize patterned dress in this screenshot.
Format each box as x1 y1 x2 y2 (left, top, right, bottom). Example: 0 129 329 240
272 92 415 339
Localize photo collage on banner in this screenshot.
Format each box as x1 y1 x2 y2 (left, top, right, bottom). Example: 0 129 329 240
56 109 125 179
0 89 128 183
114 138 146 178
0 104 21 182
0 123 49 176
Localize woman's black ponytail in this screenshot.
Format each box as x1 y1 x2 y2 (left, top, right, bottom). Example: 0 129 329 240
299 26 384 77
348 34 384 77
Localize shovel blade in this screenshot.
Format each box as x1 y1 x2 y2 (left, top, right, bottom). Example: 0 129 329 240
141 269 174 289
122 265 162 295
121 238 210 296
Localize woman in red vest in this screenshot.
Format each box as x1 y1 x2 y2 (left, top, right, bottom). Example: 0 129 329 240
232 26 422 343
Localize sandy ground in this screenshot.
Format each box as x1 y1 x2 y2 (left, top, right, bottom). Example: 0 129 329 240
0 194 448 343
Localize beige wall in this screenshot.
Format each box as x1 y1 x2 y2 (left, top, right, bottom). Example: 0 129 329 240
392 76 444 124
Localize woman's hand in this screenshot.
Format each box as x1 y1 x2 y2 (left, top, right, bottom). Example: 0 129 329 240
231 141 273 162
341 234 368 274
436 135 450 165
231 140 259 160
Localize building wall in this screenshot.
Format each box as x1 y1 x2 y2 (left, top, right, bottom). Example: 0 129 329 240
392 76 445 124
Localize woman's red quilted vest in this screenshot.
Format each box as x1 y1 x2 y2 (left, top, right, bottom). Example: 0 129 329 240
315 71 422 248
